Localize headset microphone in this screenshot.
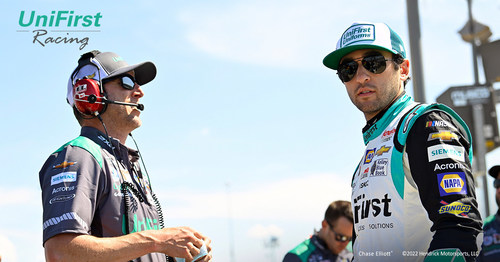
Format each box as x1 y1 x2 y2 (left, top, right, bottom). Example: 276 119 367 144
88 94 145 111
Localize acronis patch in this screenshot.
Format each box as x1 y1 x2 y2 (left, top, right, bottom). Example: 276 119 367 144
437 172 467 196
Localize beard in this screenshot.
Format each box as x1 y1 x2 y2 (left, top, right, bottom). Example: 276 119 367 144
351 82 401 117
348 67 403 118
103 103 142 132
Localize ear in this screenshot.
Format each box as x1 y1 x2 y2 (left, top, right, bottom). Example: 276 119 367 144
321 219 328 229
400 59 410 82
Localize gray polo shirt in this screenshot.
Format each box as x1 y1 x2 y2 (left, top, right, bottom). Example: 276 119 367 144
39 126 166 262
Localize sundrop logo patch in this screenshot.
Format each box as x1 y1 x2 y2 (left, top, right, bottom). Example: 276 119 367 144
51 172 77 185
363 148 376 164
437 172 467 196
427 144 464 162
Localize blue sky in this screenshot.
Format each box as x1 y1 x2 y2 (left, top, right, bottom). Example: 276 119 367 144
1 0 499 261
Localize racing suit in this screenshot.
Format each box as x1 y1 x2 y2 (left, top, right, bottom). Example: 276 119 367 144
477 210 500 261
351 92 482 262
283 234 353 262
39 126 166 262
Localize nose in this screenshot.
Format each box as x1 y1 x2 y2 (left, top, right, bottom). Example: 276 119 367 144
352 62 370 84
133 83 144 98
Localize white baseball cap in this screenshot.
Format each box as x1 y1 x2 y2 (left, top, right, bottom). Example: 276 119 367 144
323 21 407 70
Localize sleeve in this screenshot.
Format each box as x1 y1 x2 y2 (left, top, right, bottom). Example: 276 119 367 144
39 145 105 245
283 252 302 262
405 110 482 261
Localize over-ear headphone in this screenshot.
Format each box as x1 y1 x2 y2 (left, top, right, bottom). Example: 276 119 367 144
73 77 107 115
71 50 108 116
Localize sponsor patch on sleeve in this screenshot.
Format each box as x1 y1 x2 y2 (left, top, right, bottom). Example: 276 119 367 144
437 172 467 196
51 172 77 185
427 144 464 162
427 131 458 142
53 161 77 169
439 200 470 217
425 120 453 128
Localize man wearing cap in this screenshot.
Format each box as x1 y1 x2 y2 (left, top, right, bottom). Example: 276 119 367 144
323 22 482 261
477 166 500 261
39 50 212 262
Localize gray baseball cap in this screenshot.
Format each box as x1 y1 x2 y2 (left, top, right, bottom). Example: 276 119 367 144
67 51 157 107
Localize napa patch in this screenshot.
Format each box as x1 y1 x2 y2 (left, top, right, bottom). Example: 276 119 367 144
363 148 376 164
437 172 467 196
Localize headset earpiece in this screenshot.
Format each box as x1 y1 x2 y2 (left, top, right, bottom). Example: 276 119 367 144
73 77 107 115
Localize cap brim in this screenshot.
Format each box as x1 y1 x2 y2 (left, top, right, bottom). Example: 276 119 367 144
323 45 398 70
489 165 500 178
103 61 157 86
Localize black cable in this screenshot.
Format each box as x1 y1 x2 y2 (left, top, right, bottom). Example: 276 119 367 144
121 184 130 235
129 133 172 262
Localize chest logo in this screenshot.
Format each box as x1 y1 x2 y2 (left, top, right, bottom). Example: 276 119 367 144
375 146 391 156
363 148 376 164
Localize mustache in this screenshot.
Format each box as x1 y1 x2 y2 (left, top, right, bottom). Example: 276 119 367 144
355 84 376 94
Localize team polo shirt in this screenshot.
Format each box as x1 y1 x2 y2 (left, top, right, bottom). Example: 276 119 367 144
39 126 166 262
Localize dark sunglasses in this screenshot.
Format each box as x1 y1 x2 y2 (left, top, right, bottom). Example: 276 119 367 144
327 221 352 242
337 53 394 83
103 74 138 90
494 179 500 189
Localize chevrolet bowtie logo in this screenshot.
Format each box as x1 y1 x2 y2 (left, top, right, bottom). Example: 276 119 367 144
428 131 458 142
375 146 391 156
53 161 77 169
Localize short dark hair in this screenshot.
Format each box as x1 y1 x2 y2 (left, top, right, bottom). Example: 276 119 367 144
392 53 411 87
325 200 353 224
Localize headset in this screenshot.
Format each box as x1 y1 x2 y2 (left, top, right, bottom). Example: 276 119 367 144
71 51 144 116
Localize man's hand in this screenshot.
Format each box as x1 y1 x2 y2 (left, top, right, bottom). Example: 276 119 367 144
153 227 212 261
44 226 212 262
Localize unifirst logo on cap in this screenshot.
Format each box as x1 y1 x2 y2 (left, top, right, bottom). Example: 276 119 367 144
341 24 375 47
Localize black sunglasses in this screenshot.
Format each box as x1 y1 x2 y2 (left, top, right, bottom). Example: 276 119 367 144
337 53 394 83
494 179 500 189
327 221 352 242
103 74 138 90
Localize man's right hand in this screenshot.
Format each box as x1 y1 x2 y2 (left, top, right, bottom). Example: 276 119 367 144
44 226 212 262
153 227 212 261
